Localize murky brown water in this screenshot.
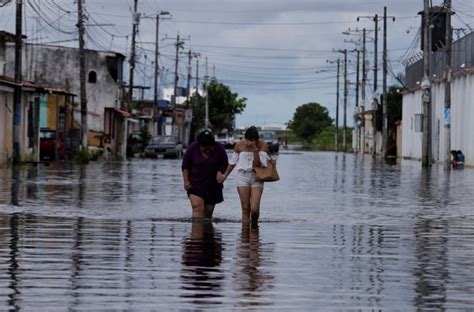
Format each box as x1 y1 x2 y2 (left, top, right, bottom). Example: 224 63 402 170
0 152 473 310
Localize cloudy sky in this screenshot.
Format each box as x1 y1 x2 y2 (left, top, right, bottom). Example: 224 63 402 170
1 0 473 127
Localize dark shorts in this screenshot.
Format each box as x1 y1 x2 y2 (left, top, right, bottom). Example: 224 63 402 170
187 185 224 205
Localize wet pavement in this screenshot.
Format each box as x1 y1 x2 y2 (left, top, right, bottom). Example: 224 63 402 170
0 152 473 310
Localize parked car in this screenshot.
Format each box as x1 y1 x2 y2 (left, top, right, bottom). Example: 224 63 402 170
144 135 183 159
259 130 279 154
214 133 235 149
40 128 64 160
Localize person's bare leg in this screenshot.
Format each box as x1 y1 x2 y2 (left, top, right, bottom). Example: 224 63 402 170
250 187 264 224
189 194 205 219
237 186 251 223
204 204 216 218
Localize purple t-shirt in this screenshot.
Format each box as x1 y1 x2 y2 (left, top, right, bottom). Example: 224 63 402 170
182 142 228 203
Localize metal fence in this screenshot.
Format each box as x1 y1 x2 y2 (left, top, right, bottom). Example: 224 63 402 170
405 31 474 89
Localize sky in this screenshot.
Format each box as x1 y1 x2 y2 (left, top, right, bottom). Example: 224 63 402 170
1 0 473 128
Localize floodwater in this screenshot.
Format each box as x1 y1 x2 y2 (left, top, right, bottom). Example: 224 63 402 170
0 152 473 310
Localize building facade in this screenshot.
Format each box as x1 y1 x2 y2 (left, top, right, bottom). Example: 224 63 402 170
402 31 474 166
1 39 128 156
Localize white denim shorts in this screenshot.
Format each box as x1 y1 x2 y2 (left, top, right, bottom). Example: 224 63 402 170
236 170 264 188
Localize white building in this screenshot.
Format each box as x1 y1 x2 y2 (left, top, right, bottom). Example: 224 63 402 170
402 31 474 166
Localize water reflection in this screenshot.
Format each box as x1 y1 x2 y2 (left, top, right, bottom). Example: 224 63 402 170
234 223 274 308
7 214 20 310
0 154 473 309
413 170 450 310
181 222 223 304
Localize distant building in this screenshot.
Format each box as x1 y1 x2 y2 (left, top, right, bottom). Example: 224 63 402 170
261 123 288 131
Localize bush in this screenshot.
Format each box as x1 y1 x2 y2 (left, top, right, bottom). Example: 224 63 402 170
73 149 90 164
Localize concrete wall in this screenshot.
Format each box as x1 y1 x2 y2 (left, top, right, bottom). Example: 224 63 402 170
402 71 474 166
4 43 123 133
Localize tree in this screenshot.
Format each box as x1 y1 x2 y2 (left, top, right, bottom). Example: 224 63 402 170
187 80 247 138
288 103 333 142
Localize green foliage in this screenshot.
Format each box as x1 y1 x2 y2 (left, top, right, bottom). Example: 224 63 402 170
279 131 299 144
311 126 337 151
187 81 247 136
73 148 90 164
287 103 333 142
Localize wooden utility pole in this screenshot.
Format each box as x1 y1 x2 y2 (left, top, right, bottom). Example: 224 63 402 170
76 0 88 150
361 28 367 155
444 0 452 168
422 0 432 167
128 0 139 109
12 0 22 164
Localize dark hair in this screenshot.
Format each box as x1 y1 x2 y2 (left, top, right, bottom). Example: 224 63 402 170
245 126 259 142
197 130 215 147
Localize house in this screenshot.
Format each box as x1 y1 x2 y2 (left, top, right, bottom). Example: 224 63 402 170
0 74 76 165
1 38 128 157
401 31 474 166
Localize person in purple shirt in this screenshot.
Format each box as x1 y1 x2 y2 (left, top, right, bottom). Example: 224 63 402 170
182 130 229 219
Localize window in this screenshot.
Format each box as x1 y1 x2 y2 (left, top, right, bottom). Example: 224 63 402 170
88 71 97 83
414 114 423 133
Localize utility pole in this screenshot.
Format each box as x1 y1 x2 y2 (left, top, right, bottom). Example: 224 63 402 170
343 49 348 153
128 0 139 109
355 49 360 153
152 11 170 106
357 14 381 156
204 57 209 129
172 34 185 134
327 58 340 152
12 0 22 164
153 13 160 107
422 0 432 167
382 7 388 158
184 50 200 107
195 58 199 95
186 49 192 107
444 0 452 168
361 28 367 155
381 7 395 158
336 59 340 152
77 0 88 150
373 14 379 157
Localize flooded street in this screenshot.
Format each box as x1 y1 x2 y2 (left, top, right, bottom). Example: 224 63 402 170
0 152 473 310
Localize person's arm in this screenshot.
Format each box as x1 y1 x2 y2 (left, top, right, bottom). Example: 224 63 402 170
216 144 230 183
182 145 193 190
183 169 192 190
218 143 239 182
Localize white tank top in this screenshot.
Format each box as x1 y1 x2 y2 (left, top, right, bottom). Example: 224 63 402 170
229 151 269 172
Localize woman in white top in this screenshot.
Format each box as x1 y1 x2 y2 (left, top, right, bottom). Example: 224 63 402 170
219 126 269 224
